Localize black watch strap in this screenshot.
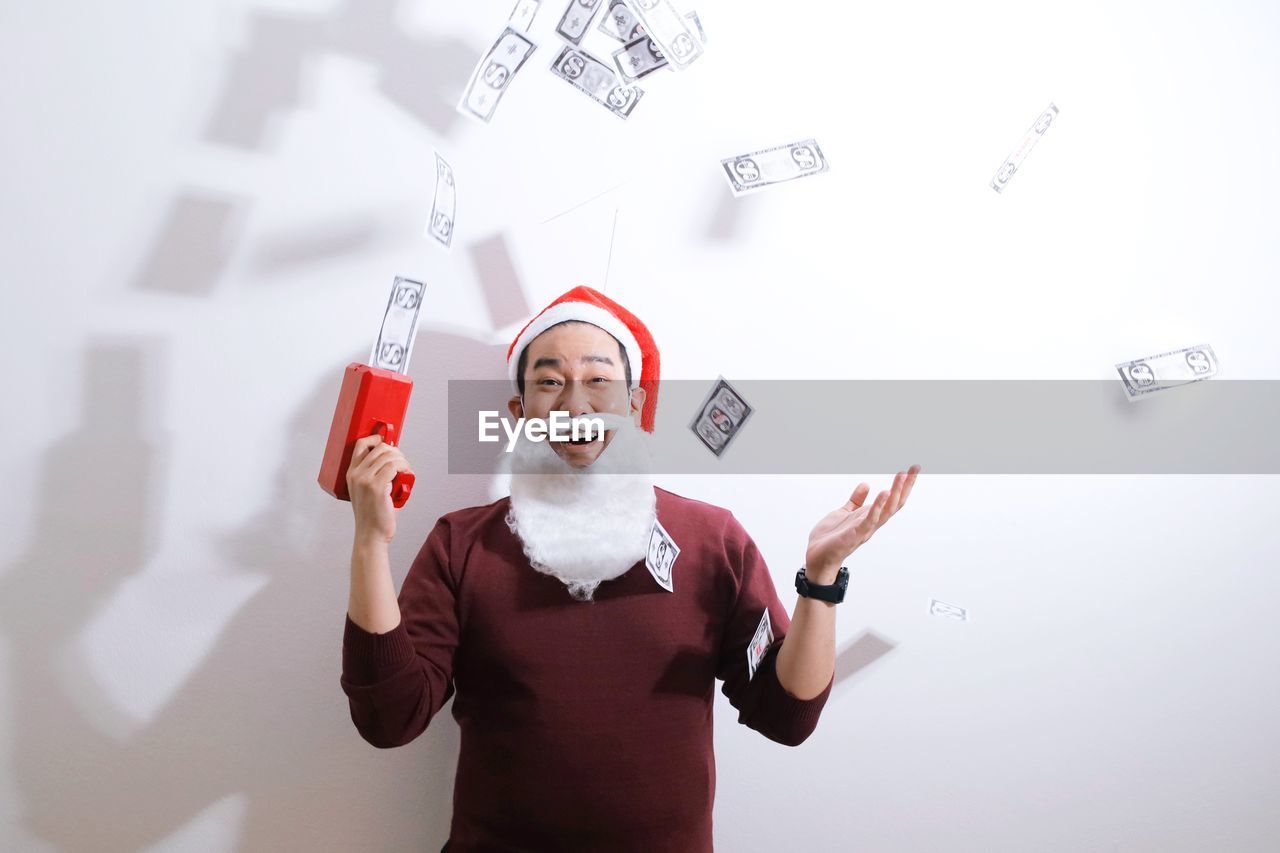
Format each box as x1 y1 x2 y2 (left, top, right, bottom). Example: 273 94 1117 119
795 565 849 603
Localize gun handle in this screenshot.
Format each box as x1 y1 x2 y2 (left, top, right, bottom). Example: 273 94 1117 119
373 420 415 508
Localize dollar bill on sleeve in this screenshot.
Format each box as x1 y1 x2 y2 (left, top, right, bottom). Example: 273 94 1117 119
458 27 537 124
1115 344 1219 401
549 45 644 118
721 139 829 196
747 609 773 680
991 103 1058 193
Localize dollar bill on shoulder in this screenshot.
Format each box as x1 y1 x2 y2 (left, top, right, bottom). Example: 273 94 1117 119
612 33 666 82
598 0 645 41
424 152 455 249
1115 344 1219 401
508 0 541 32
625 0 702 69
689 376 753 457
721 139 829 196
370 276 427 374
991 103 1058 193
556 0 605 46
458 27 537 124
549 45 644 118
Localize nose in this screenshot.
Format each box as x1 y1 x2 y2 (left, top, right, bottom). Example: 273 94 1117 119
556 378 593 418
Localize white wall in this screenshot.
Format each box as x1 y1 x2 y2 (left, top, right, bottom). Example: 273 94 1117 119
2 0 1278 851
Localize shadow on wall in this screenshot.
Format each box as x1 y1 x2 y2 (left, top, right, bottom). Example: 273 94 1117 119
203 0 474 153
0 323 516 851
131 0 476 297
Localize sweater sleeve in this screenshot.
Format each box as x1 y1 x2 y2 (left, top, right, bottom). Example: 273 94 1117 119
715 512 832 747
340 516 459 748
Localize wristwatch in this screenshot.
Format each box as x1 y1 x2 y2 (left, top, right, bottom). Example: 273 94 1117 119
795 565 849 603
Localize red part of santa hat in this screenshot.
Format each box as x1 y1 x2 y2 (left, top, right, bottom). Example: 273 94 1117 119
507 285 660 432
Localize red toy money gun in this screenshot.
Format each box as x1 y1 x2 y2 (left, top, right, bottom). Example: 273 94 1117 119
318 274 426 509
318 362 417 508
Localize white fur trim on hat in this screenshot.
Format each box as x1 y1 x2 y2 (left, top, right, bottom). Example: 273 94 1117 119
508 300 642 391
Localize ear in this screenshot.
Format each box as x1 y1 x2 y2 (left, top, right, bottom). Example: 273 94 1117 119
629 385 647 425
507 395 524 420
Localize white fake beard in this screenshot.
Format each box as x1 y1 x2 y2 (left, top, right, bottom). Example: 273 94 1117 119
502 413 657 602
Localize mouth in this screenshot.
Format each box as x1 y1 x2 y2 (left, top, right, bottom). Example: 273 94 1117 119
565 434 602 447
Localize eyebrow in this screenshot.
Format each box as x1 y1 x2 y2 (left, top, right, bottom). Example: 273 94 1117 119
532 354 616 371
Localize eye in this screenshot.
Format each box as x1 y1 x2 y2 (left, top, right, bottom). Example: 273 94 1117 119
592 377 609 383
538 378 561 386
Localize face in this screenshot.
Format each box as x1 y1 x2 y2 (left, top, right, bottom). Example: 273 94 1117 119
507 322 646 469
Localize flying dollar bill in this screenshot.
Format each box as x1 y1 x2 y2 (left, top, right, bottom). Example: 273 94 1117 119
929 599 968 621
612 33 666 82
598 0 644 41
684 10 706 44
424 152 455 249
508 0 541 32
370 276 427 374
549 45 644 118
556 0 605 46
458 27 537 124
720 139 829 196
690 377 753 457
1115 344 1219 401
991 103 1058 193
625 0 703 69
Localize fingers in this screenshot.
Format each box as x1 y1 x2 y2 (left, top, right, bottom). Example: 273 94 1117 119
357 443 396 475
352 434 384 464
883 470 907 517
845 482 870 510
373 456 410 484
899 464 921 507
349 442 403 489
866 490 889 531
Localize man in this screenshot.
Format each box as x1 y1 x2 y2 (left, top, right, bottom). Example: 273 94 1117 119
341 286 919 852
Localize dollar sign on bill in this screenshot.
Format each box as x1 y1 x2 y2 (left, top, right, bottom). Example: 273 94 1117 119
458 27 537 124
690 376 753 457
370 276 426 374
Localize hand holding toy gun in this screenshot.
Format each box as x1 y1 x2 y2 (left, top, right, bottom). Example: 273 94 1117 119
318 276 425 534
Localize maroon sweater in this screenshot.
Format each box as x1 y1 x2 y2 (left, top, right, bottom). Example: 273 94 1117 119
340 486 833 852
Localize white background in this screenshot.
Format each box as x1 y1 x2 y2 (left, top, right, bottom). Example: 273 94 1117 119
2 0 1278 850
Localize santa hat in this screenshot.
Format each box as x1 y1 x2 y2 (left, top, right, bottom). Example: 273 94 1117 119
507 285 660 432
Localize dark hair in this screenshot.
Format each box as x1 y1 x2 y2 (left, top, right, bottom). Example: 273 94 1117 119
516 320 632 397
